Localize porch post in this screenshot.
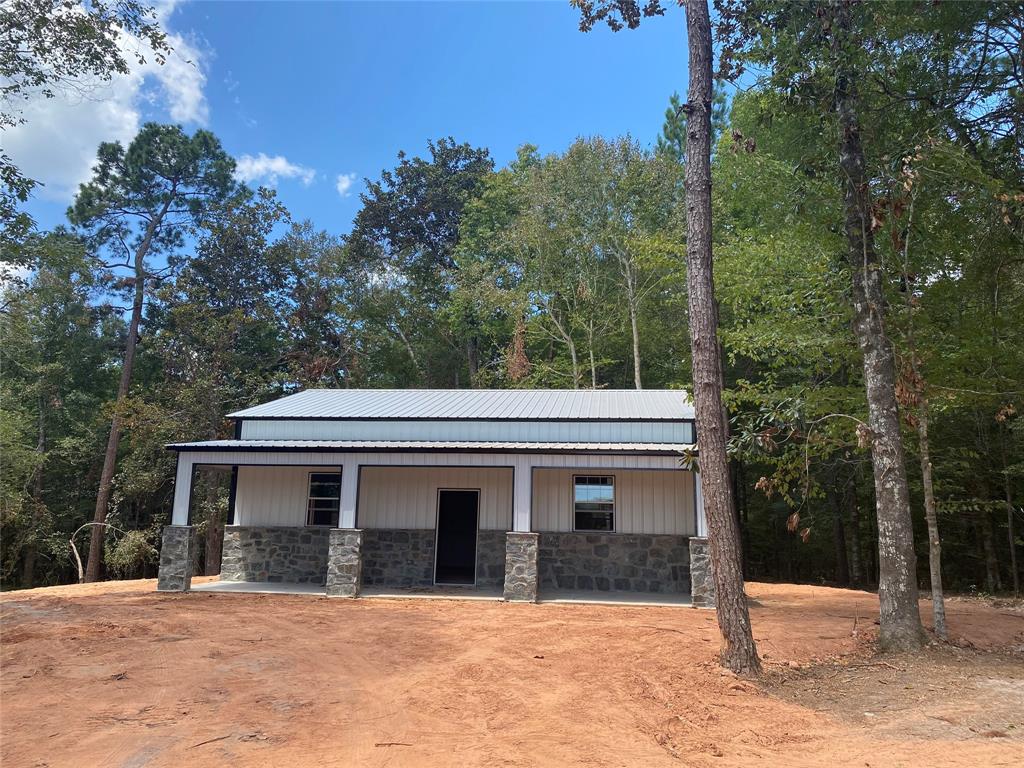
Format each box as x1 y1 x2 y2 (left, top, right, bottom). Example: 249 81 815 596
504 458 538 601
688 537 715 608
157 525 197 591
690 470 714 606
339 458 359 529
511 456 532 532
326 528 363 597
158 453 196 592
694 469 707 537
327 458 362 596
170 453 194 526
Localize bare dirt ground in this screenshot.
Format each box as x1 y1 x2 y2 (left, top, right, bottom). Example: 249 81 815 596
2 580 1022 768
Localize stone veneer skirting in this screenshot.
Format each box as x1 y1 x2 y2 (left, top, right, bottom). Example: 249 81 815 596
361 528 508 588
220 526 331 584
361 529 435 587
537 532 691 593
475 530 507 588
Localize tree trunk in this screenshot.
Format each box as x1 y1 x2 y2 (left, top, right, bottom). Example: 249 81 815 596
84 203 168 582
980 509 1002 593
915 402 947 637
204 478 224 576
684 0 760 676
393 323 422 382
899 195 947 639
21 395 46 588
829 476 850 586
586 319 598 388
626 269 643 390
849 472 863 587
466 336 479 387
737 459 751 579
830 0 924 650
1001 433 1020 597
548 306 581 389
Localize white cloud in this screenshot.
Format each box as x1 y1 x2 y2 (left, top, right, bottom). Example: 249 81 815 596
235 153 316 187
336 172 357 198
2 0 209 202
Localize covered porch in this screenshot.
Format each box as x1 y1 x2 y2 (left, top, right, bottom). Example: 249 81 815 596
157 442 713 604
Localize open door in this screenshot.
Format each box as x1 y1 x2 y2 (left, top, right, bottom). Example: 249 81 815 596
434 489 479 585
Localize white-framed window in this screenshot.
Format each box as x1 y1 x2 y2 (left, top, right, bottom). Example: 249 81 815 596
573 475 614 532
306 472 341 527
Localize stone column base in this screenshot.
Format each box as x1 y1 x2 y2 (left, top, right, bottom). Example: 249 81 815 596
326 528 363 597
689 536 716 608
503 532 539 602
157 525 196 592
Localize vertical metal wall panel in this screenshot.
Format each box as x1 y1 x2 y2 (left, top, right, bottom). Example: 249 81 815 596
234 465 329 526
531 468 695 535
357 466 513 530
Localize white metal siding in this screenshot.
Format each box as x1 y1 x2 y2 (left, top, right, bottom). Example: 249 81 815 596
239 418 694 444
235 465 335 526
357 466 512 530
531 468 695 535
172 450 685 526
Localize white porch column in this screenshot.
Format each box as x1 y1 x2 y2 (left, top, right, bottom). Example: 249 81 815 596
694 470 707 537
339 457 360 529
170 454 195 525
512 456 533 532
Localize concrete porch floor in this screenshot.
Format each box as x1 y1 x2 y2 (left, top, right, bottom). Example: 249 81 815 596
192 580 326 596
190 579 692 606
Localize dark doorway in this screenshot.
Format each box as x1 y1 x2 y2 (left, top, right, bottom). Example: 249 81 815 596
435 489 479 585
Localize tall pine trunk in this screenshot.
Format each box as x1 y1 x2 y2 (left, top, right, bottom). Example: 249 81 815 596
830 0 924 651
684 0 760 675
85 203 168 582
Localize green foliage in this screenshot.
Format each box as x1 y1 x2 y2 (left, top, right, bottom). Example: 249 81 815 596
3 0 1022 593
69 123 239 260
656 83 729 162
104 528 158 579
0 0 170 256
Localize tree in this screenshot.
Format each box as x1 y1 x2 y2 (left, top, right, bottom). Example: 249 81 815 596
829 1 925 650
575 0 761 674
0 232 121 588
68 123 237 582
656 83 728 163
681 0 761 675
153 188 290 573
716 0 928 651
348 138 494 386
0 0 170 251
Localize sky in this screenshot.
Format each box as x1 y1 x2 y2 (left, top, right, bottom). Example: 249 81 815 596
8 0 691 236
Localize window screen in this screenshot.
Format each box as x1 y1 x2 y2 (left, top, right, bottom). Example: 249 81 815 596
307 472 341 527
573 475 614 531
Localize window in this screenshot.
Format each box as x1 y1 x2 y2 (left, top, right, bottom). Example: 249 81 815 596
573 475 614 531
306 472 341 527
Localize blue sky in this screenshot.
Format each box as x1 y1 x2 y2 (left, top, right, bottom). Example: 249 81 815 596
12 1 691 236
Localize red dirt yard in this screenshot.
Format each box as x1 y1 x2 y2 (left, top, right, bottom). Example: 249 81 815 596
2 580 1022 767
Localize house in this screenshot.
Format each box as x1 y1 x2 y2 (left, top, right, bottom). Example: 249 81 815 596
157 389 713 605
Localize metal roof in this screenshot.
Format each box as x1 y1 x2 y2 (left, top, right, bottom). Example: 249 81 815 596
229 389 694 421
167 439 696 456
